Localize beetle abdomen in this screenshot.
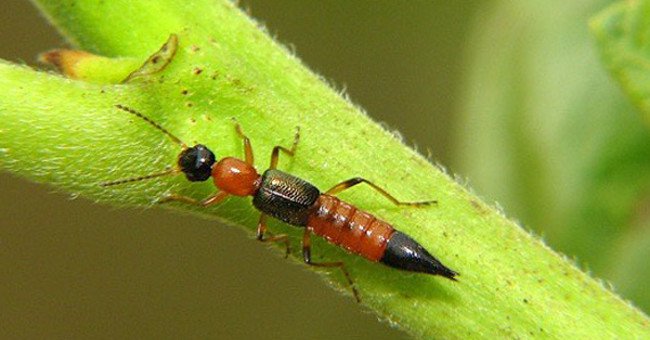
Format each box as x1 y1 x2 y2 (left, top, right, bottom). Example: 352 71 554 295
307 194 395 261
253 169 320 226
307 194 458 279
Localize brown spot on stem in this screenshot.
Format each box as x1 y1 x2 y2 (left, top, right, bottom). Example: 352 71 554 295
470 199 489 215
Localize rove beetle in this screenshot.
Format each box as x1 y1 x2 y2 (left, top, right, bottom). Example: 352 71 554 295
102 105 458 301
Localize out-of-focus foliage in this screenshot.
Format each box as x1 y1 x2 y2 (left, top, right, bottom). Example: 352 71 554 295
591 0 650 311
455 0 650 312
592 0 650 128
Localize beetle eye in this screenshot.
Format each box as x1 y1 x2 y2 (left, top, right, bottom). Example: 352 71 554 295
177 144 216 182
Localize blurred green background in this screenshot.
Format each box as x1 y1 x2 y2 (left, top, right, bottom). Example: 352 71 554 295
1 0 649 338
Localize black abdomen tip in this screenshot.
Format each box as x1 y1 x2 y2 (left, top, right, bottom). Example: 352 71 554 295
381 231 458 280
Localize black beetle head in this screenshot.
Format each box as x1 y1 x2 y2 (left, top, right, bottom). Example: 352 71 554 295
177 144 216 182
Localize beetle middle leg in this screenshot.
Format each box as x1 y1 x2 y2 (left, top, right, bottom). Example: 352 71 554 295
256 214 291 258
326 178 436 207
269 127 300 169
302 228 360 302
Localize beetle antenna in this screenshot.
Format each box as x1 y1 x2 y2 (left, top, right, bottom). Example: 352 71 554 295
115 104 187 148
100 168 178 187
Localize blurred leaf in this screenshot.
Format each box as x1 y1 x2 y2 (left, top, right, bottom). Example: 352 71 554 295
591 2 650 309
456 0 650 312
591 0 650 127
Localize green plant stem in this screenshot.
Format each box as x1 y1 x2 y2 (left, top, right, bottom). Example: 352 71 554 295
0 0 647 337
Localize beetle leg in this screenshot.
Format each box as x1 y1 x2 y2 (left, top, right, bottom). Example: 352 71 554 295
302 228 360 302
256 214 291 258
326 178 436 207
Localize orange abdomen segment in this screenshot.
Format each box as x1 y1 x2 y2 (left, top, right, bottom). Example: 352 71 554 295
307 194 395 262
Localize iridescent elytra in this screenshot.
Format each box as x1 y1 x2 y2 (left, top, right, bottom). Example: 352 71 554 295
102 105 458 301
